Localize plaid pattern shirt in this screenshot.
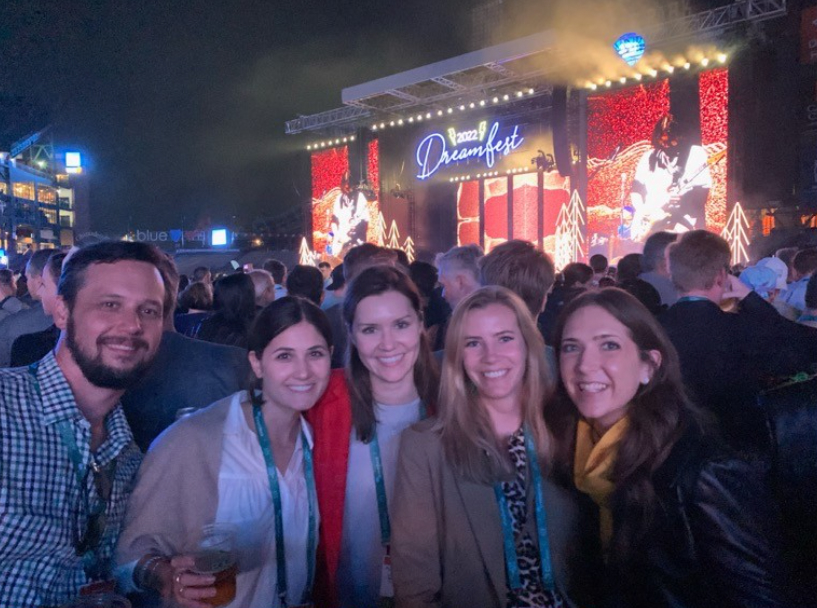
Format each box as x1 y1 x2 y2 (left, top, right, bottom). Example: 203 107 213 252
0 352 143 608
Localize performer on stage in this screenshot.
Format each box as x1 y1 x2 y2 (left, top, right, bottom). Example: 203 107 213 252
329 172 370 258
629 114 713 241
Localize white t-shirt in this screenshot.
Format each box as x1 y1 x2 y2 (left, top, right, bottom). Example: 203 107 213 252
336 398 423 608
215 393 317 608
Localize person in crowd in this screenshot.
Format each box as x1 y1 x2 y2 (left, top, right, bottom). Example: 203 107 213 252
392 248 411 271
10 251 65 366
660 230 817 452
409 260 451 352
392 286 599 608
322 263 345 311
177 273 190 295
117 297 333 608
319 261 333 286
248 269 277 310
550 287 791 608
589 253 608 286
797 272 817 328
263 258 288 300
775 246 800 284
739 263 780 302
639 231 678 306
616 254 642 283
307 265 439 607
191 266 212 287
779 248 817 313
287 264 325 306
174 281 214 337
195 273 257 349
0 242 167 607
480 239 555 320
0 248 55 366
541 263 593 344
122 255 250 451
0 268 27 320
435 244 483 310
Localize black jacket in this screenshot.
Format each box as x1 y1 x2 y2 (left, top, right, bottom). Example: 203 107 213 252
9 324 59 367
606 428 792 608
659 293 817 451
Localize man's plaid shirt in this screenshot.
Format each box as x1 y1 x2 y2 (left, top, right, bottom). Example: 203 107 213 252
0 352 143 608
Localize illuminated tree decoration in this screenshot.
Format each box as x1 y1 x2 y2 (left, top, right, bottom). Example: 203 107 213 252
721 201 750 266
387 220 401 249
374 212 388 246
402 236 415 263
299 237 315 266
554 190 586 271
613 32 646 66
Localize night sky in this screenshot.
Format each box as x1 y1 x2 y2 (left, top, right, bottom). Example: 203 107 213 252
0 0 476 234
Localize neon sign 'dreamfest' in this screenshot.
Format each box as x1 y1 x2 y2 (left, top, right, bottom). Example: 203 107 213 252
415 120 524 180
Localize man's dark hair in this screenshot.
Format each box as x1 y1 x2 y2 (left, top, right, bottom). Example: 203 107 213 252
0 269 14 288
391 248 410 270
793 248 817 278
409 261 438 299
479 239 555 317
286 265 324 306
589 254 608 274
59 242 168 313
642 231 678 273
178 281 213 311
73 233 110 249
318 261 331 271
617 253 643 283
343 243 396 282
806 272 817 310
263 259 287 284
192 266 210 282
46 252 67 284
26 249 55 278
562 263 593 288
667 230 730 292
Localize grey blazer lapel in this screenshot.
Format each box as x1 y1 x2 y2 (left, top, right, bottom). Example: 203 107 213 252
454 475 506 604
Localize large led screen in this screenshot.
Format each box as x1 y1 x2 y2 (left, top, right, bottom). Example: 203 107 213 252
311 145 380 260
587 68 728 259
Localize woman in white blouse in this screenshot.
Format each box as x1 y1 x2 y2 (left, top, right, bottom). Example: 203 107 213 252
116 296 333 608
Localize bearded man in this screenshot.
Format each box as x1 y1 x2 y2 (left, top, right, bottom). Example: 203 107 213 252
0 241 168 608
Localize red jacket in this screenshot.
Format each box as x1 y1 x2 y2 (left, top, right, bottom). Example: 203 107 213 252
306 369 353 608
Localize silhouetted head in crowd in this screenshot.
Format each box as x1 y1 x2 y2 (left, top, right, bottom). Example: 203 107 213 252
792 248 817 281
196 273 257 348
263 259 287 285
668 230 731 299
589 254 608 279
40 252 67 317
25 249 55 302
479 239 555 317
326 263 346 295
248 269 276 308
436 244 483 309
642 231 678 277
343 243 397 283
391 248 410 270
409 261 438 300
562 263 593 289
0 269 16 298
775 246 799 283
318 261 332 281
192 266 211 284
286 265 324 306
178 281 213 312
617 253 643 283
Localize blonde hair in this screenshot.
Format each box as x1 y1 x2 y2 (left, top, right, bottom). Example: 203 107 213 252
436 286 555 484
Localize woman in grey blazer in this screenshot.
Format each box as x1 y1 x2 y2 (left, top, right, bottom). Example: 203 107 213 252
391 286 600 608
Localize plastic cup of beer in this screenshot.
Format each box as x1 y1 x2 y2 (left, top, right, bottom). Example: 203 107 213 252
192 523 238 607
61 594 131 608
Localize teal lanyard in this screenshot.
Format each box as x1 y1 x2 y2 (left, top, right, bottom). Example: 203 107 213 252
27 362 112 580
494 426 555 592
252 405 317 608
798 314 817 323
676 296 710 303
369 401 426 547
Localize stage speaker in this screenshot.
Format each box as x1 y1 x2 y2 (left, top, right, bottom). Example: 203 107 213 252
552 86 572 178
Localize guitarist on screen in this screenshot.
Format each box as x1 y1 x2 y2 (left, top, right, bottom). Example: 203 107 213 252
629 114 717 240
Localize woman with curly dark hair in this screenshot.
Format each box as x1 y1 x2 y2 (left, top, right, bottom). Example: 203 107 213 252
549 287 793 608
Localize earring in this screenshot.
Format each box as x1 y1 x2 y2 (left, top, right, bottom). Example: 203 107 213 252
640 375 650 385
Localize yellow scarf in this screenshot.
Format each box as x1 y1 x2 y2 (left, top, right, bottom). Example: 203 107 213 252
573 417 629 551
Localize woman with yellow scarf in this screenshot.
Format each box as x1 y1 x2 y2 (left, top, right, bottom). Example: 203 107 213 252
548 288 796 608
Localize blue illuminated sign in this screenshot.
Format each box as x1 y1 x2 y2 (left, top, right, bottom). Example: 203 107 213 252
613 33 646 66
65 152 82 168
211 228 228 246
415 120 524 180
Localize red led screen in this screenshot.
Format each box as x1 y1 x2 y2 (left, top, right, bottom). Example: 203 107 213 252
456 180 480 247
484 177 508 252
311 145 380 260
587 68 728 259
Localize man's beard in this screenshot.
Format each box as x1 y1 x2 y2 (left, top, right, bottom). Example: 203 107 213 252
66 316 155 390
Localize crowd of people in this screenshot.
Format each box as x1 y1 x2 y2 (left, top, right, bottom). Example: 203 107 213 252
0 230 816 608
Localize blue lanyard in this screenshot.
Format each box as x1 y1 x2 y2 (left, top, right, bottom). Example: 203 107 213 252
494 426 555 592
369 401 426 547
252 405 317 608
676 296 710 303
798 314 817 323
27 362 112 580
